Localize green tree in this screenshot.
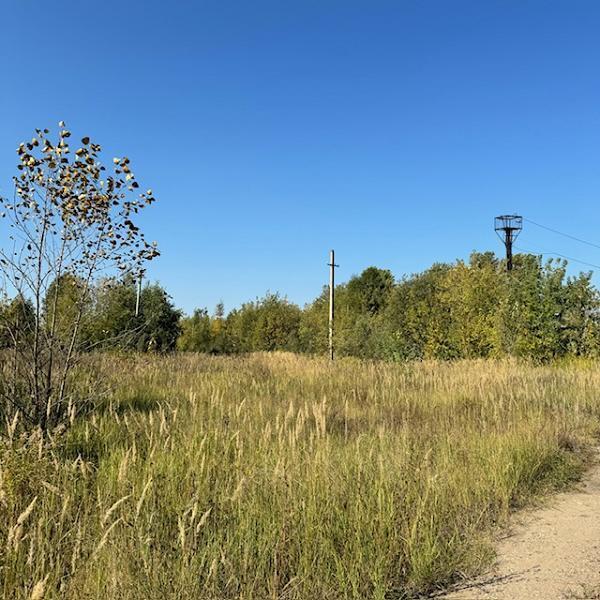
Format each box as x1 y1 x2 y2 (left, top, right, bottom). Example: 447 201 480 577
496 255 565 360
88 279 180 352
44 274 89 348
137 283 181 352
442 253 501 358
226 293 301 352
252 294 301 351
210 302 229 353
0 295 35 350
346 267 395 315
299 289 329 354
560 272 600 356
178 308 213 352
381 263 452 360
88 278 139 350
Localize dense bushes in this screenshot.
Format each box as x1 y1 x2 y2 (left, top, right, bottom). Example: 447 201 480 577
0 278 181 355
180 252 600 361
3 251 598 361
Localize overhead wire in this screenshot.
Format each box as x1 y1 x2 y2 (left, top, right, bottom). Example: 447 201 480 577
513 217 600 270
513 245 600 271
523 217 600 251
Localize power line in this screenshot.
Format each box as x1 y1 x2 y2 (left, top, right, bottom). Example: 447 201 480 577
523 217 600 251
514 245 600 270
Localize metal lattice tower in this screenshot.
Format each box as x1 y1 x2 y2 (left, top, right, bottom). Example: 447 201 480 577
494 215 523 271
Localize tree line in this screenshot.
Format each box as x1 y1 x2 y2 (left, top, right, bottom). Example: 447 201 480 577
0 275 180 354
3 251 597 363
180 251 600 361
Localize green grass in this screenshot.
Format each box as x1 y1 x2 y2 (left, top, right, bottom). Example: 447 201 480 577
1 353 599 599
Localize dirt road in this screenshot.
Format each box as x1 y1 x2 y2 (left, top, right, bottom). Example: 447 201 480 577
440 457 600 599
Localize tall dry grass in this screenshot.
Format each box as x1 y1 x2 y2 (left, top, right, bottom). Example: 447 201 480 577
1 353 599 599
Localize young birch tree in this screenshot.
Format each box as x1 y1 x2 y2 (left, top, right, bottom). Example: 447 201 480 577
0 122 159 432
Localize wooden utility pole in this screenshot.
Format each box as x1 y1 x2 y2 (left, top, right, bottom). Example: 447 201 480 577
328 250 338 360
135 273 142 317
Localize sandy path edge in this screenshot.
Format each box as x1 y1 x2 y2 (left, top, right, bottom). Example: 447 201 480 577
437 451 600 600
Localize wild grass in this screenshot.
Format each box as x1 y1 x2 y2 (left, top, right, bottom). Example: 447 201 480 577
1 353 599 599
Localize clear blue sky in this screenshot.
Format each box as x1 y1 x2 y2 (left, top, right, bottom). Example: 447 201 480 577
1 0 600 314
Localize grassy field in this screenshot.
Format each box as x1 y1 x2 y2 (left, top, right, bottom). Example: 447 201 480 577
1 353 599 599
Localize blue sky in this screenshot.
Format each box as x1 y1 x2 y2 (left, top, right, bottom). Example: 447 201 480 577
1 0 600 313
